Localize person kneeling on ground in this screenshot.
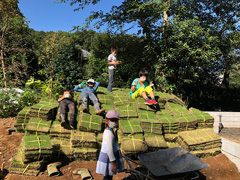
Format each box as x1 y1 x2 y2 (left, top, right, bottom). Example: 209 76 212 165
96 110 124 180
129 70 158 105
74 79 105 115
57 90 75 128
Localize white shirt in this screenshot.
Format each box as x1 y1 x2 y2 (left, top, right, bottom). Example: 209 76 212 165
108 54 117 70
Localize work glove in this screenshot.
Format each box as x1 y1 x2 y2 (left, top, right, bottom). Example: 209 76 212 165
79 82 87 88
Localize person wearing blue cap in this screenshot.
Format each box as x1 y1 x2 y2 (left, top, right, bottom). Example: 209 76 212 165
96 110 124 180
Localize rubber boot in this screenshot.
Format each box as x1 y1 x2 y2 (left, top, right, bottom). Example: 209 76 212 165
60 114 66 127
47 162 61 177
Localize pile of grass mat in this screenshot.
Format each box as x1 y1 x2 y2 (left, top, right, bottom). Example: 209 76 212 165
79 111 103 132
115 105 138 118
166 102 189 115
29 99 58 120
71 131 97 148
14 106 31 132
177 128 221 152
9 152 46 176
144 133 168 151
21 135 52 163
119 118 142 134
140 118 163 135
25 118 52 135
164 133 179 142
191 147 221 158
73 91 82 107
97 133 103 146
97 94 113 105
51 138 73 161
156 115 179 134
120 134 148 156
154 92 175 102
50 120 71 139
73 147 98 161
113 94 133 106
137 109 156 119
189 107 214 128
175 114 197 131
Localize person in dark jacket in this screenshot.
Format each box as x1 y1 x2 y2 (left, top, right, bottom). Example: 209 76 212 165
58 90 75 128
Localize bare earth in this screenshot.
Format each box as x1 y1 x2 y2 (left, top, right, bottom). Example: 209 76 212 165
1 117 240 180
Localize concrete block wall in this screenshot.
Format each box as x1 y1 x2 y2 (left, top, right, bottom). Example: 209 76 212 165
204 111 240 172
204 112 240 133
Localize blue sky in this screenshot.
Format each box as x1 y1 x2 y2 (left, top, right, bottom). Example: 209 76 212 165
18 0 137 34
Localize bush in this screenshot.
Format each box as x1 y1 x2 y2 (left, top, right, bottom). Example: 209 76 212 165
0 88 41 118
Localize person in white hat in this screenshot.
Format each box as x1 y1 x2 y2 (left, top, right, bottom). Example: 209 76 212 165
74 79 105 115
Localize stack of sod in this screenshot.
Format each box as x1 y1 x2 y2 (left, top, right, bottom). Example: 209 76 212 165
156 115 179 134
119 118 142 135
22 135 52 163
9 152 45 176
115 105 138 118
164 133 179 142
166 102 189 116
51 138 73 161
171 94 185 106
191 147 221 158
140 119 163 135
25 118 52 135
144 133 168 151
71 131 97 148
97 133 103 146
29 101 58 120
177 128 222 153
120 134 148 156
14 106 31 132
73 91 82 107
154 92 175 102
175 114 197 131
189 108 214 128
155 108 172 116
73 147 99 161
79 112 102 132
166 142 181 148
137 109 156 119
97 94 113 105
49 120 71 139
113 95 132 106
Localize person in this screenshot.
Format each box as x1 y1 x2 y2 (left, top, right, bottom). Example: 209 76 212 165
57 90 75 128
96 110 124 180
74 79 105 115
129 70 158 105
107 46 122 93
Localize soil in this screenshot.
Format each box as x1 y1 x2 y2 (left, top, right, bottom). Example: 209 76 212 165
1 117 240 180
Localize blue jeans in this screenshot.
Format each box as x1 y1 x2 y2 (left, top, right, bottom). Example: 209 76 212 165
107 69 114 92
81 91 100 111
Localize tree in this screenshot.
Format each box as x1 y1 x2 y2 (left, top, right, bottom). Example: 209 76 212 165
171 0 240 88
0 0 20 91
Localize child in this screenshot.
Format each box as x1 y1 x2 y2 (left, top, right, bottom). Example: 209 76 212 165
57 90 75 128
129 70 158 105
107 46 122 93
74 79 105 115
96 110 124 180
